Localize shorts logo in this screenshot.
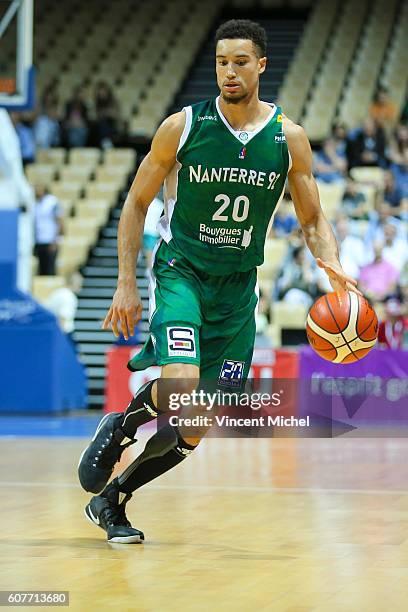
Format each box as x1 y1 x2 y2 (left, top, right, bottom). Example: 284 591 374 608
176 446 193 456
144 402 158 417
167 326 196 358
218 359 245 388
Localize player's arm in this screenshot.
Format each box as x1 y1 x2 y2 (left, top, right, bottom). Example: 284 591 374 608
103 111 185 339
283 117 361 295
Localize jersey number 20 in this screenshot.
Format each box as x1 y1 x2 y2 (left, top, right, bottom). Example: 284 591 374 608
212 194 249 222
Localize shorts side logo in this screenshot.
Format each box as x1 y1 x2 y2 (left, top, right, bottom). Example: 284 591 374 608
218 359 245 388
167 326 196 358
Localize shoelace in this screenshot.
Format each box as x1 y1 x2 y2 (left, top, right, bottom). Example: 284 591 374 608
103 499 131 527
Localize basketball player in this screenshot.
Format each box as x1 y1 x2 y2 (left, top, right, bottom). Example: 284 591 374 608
78 20 360 543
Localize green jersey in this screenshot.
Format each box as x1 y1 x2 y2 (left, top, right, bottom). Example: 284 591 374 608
157 97 290 275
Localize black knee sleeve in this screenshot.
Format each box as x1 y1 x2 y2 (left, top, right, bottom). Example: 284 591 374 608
118 424 196 493
120 379 160 437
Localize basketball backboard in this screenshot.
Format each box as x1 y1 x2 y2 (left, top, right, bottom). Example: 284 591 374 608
0 0 34 109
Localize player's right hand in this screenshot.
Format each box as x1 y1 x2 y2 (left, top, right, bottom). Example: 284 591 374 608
102 284 142 340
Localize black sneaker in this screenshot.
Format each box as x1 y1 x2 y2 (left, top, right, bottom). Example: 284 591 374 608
84 479 144 544
78 412 136 494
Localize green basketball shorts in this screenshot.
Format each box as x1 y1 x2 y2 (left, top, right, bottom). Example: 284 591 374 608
128 240 258 387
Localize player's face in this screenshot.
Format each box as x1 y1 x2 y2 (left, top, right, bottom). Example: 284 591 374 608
216 39 266 104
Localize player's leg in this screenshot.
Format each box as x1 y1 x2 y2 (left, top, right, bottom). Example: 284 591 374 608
82 240 205 541
78 240 201 494
113 362 202 490
78 377 163 494
78 340 202 495
85 361 202 544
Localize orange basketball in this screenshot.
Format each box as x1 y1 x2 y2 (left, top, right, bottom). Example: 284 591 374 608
306 291 378 363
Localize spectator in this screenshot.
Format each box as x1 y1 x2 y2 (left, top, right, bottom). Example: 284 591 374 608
346 118 386 170
383 170 405 216
383 170 401 207
335 215 367 278
400 261 408 291
143 195 163 272
389 124 408 167
359 242 400 302
276 246 317 307
369 86 397 129
398 263 408 309
315 216 367 294
255 288 273 348
381 222 407 272
45 273 82 344
332 122 348 160
11 112 36 165
365 201 404 244
34 184 64 275
378 299 408 349
342 178 369 218
40 78 59 113
64 86 89 148
388 124 408 216
314 137 346 183
94 81 121 148
34 104 61 149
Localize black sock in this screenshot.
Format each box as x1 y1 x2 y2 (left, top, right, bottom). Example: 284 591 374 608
120 379 161 438
117 424 196 494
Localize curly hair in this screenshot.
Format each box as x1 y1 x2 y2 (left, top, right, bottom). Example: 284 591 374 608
215 19 267 58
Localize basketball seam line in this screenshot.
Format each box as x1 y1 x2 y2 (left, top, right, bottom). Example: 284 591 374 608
358 312 378 340
313 304 376 349
308 312 338 353
312 331 374 351
324 294 359 360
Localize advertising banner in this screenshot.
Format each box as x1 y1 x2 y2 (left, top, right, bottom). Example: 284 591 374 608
299 346 408 435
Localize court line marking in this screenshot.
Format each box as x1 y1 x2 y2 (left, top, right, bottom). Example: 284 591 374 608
0 481 407 495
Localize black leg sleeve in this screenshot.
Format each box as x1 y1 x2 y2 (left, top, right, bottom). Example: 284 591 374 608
117 424 196 494
119 379 161 438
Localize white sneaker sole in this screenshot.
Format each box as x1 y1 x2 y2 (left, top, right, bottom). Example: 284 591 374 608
108 535 143 544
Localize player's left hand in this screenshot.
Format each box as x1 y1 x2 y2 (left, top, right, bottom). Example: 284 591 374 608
316 258 363 296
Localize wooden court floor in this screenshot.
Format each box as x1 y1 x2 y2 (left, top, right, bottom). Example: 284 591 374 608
1 433 408 611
